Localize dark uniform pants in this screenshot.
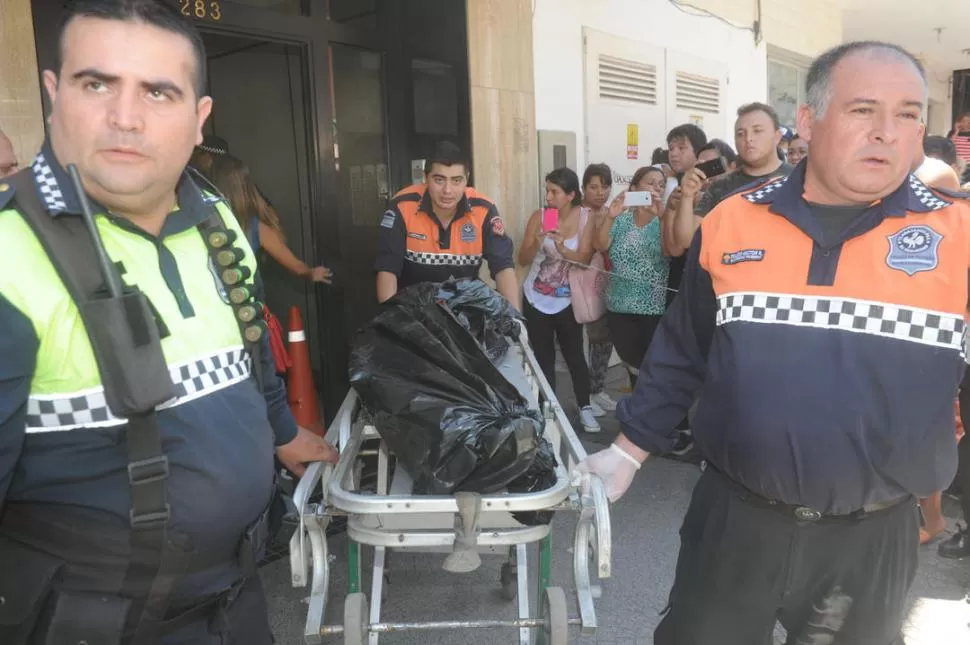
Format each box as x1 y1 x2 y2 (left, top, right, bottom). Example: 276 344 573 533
161 577 274 645
655 469 918 645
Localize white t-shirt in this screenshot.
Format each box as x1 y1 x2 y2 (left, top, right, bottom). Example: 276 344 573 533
523 208 590 315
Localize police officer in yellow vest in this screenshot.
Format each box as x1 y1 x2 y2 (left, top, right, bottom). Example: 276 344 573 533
0 2 336 643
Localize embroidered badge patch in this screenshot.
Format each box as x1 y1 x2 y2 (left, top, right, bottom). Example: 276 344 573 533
491 216 507 236
381 211 395 229
721 249 765 265
886 225 942 276
460 222 477 242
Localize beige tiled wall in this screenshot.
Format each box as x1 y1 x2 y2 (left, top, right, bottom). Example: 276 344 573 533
466 0 539 282
0 0 45 165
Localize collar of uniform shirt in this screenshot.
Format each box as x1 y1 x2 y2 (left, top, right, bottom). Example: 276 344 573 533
763 157 939 226
417 187 471 222
32 139 214 238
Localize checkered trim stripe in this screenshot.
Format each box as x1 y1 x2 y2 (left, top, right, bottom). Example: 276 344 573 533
405 251 482 266
717 292 966 353
32 153 67 213
26 347 252 432
908 174 951 212
743 176 789 204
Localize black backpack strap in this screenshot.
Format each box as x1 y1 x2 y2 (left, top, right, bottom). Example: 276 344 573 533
6 168 184 642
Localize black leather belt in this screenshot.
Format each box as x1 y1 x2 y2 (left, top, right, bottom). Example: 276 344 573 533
708 466 912 522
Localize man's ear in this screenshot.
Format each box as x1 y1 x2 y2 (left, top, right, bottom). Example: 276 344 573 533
796 104 815 143
195 96 213 145
42 70 59 106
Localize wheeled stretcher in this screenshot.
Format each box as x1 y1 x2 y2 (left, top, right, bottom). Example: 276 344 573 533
288 328 613 644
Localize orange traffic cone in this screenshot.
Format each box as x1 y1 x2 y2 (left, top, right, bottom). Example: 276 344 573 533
287 305 325 436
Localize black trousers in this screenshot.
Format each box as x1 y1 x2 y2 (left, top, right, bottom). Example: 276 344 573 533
523 298 591 407
606 311 662 369
655 469 918 645
162 576 274 645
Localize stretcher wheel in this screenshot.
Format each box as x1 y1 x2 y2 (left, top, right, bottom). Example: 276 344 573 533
344 592 369 645
500 562 517 601
543 587 569 645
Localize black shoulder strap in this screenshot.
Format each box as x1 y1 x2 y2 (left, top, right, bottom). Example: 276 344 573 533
6 169 106 302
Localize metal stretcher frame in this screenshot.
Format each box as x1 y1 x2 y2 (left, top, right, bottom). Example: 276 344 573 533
289 329 613 645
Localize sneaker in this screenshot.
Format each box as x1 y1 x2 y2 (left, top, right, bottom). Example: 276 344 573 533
591 391 618 412
939 524 970 559
580 406 601 433
588 400 606 417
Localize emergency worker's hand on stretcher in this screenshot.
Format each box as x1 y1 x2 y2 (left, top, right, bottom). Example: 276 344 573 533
575 443 642 503
276 426 340 477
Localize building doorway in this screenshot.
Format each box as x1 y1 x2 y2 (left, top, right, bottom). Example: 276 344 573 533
200 31 323 380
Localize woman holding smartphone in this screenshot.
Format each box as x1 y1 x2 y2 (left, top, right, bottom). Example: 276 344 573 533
519 168 600 433
595 166 670 386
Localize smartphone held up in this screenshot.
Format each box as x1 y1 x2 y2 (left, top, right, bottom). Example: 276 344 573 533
542 207 559 232
695 156 729 180
624 191 653 207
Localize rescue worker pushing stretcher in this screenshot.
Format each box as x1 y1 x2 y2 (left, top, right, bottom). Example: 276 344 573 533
0 2 337 643
374 141 520 309
579 41 970 644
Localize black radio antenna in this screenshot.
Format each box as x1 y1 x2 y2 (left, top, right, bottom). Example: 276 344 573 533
66 164 124 299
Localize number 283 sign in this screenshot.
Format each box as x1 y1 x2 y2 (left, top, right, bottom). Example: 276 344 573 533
181 0 222 21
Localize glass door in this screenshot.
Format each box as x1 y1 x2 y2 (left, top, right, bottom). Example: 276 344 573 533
328 43 389 332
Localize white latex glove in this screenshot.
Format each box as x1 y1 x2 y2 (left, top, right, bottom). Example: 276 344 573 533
575 443 641 502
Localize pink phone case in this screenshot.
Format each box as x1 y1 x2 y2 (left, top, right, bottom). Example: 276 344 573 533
542 207 558 232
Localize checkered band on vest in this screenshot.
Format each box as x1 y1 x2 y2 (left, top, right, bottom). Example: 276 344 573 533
26 347 252 432
717 292 966 354
405 250 482 266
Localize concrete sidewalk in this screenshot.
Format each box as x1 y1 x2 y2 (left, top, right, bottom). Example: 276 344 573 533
261 365 970 643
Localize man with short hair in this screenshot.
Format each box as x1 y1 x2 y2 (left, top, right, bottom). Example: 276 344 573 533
0 2 336 642
665 123 707 177
660 123 708 269
374 141 519 309
788 133 809 165
670 102 794 252
579 41 970 644
0 129 19 177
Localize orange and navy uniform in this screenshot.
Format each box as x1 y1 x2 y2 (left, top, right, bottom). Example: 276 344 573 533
617 162 970 515
374 184 514 288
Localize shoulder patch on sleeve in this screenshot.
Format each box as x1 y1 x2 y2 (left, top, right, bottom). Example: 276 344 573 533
0 179 16 211
381 211 396 229
490 215 506 236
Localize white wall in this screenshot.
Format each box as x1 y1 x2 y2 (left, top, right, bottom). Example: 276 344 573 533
926 68 952 136
533 0 767 172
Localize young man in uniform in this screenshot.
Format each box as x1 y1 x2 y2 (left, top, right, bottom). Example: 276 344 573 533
374 141 519 309
579 41 970 644
0 2 335 642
